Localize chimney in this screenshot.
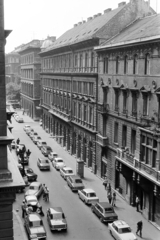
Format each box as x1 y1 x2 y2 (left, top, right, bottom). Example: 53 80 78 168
118 2 126 8
78 22 82 25
74 24 78 27
104 8 112 14
93 14 98 18
87 17 93 21
82 20 86 24
97 13 102 17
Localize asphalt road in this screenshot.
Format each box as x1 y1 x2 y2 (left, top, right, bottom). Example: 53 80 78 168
12 111 113 240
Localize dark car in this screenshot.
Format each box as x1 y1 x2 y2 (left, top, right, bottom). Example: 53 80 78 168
91 202 118 223
16 143 26 155
24 167 37 181
67 175 85 191
41 146 52 157
18 153 29 165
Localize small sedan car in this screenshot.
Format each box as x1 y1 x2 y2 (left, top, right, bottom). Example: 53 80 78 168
91 202 118 223
52 157 65 170
48 152 58 161
17 117 24 123
24 167 37 182
25 182 43 198
78 188 99 205
24 213 47 240
37 158 50 171
26 128 34 135
23 125 31 132
67 175 85 191
41 145 52 157
108 220 137 240
60 167 74 180
33 136 41 144
30 132 38 140
47 207 67 232
37 140 47 150
24 195 41 212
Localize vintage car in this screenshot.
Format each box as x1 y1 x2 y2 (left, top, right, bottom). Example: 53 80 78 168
60 167 74 180
37 158 50 171
78 188 99 205
25 182 43 198
52 157 65 170
66 175 85 191
47 207 67 232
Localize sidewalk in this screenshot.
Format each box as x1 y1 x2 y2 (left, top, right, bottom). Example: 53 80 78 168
14 110 160 240
13 209 27 240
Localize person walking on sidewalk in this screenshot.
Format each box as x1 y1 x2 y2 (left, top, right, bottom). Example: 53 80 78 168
136 196 140 212
112 192 116 207
136 220 143 238
103 178 108 190
16 138 20 145
21 200 26 218
107 191 112 204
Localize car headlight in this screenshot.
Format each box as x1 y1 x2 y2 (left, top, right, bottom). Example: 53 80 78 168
30 234 37 239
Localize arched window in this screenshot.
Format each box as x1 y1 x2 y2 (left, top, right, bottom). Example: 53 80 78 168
144 53 150 75
133 54 138 74
124 55 128 74
116 56 120 74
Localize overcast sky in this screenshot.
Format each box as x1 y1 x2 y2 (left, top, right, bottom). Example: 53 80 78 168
4 0 159 53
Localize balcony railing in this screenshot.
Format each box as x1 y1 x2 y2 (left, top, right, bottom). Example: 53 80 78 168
96 134 108 147
41 66 98 74
116 148 160 183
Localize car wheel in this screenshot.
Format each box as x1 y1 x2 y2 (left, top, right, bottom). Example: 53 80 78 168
109 230 112 236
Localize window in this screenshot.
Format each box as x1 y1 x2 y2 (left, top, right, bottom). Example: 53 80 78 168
74 55 78 67
114 122 118 143
144 53 150 75
123 91 127 114
89 83 94 96
122 125 127 148
103 57 108 74
84 105 87 121
91 52 95 69
131 129 136 154
83 82 88 94
73 81 77 92
89 106 93 124
114 90 119 111
132 92 137 117
78 82 82 93
141 135 157 168
116 56 120 74
143 94 148 116
85 53 88 69
124 55 128 74
73 102 76 117
78 103 81 119
133 54 138 74
80 54 83 69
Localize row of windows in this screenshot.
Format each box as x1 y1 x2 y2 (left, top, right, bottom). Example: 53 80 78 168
103 53 150 75
21 53 34 64
43 79 71 91
6 57 19 64
21 82 33 97
42 51 97 70
21 69 34 79
43 92 70 111
73 81 94 96
73 102 94 124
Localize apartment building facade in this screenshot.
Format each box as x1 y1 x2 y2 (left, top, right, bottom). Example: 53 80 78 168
5 51 20 84
40 0 154 172
95 14 160 226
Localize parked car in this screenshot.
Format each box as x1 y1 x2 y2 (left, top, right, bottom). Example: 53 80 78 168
24 213 47 240
24 195 41 212
47 207 67 232
25 182 43 198
33 136 41 144
60 167 74 180
67 175 85 191
37 158 50 171
15 115 20 121
17 117 24 123
18 153 29 165
23 125 31 132
91 202 118 223
52 157 65 170
78 188 99 205
28 128 35 137
26 128 34 136
30 132 38 140
37 140 47 150
11 140 16 149
108 220 137 240
13 113 18 119
16 143 26 155
48 152 58 161
24 167 37 181
41 145 52 157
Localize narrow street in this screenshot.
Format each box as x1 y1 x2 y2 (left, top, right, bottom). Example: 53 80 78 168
12 110 160 240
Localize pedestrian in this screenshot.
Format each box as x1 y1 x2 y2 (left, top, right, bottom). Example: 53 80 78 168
103 178 108 190
37 206 44 217
136 196 140 212
106 183 111 194
136 220 143 238
21 200 26 218
26 205 33 215
112 192 116 207
16 138 20 145
107 191 112 204
26 149 31 157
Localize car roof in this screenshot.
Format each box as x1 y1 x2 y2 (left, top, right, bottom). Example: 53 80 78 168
28 213 41 221
62 167 72 170
50 152 57 155
69 175 81 180
55 157 63 160
25 195 37 201
97 202 112 208
49 207 63 214
30 182 41 187
83 188 95 193
39 158 48 161
113 220 130 228
25 125 30 127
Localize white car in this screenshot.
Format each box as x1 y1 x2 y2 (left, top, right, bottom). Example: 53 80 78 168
33 136 41 144
24 195 40 211
23 125 31 132
52 157 65 170
78 188 99 205
37 140 47 150
25 182 43 198
48 152 58 161
60 167 74 180
108 220 137 240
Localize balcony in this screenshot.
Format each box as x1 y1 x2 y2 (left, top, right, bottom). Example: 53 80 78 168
96 134 108 147
116 148 160 183
97 103 109 115
49 107 71 123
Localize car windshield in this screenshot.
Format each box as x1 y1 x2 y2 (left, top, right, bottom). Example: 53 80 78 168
42 142 46 145
51 213 63 220
47 147 52 150
119 227 132 234
41 160 49 163
88 193 96 197
29 186 38 190
75 179 82 183
31 220 42 227
104 208 113 212
27 169 33 173
67 170 73 174
57 160 63 163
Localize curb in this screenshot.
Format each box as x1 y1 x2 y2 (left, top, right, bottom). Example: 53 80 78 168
13 209 27 240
